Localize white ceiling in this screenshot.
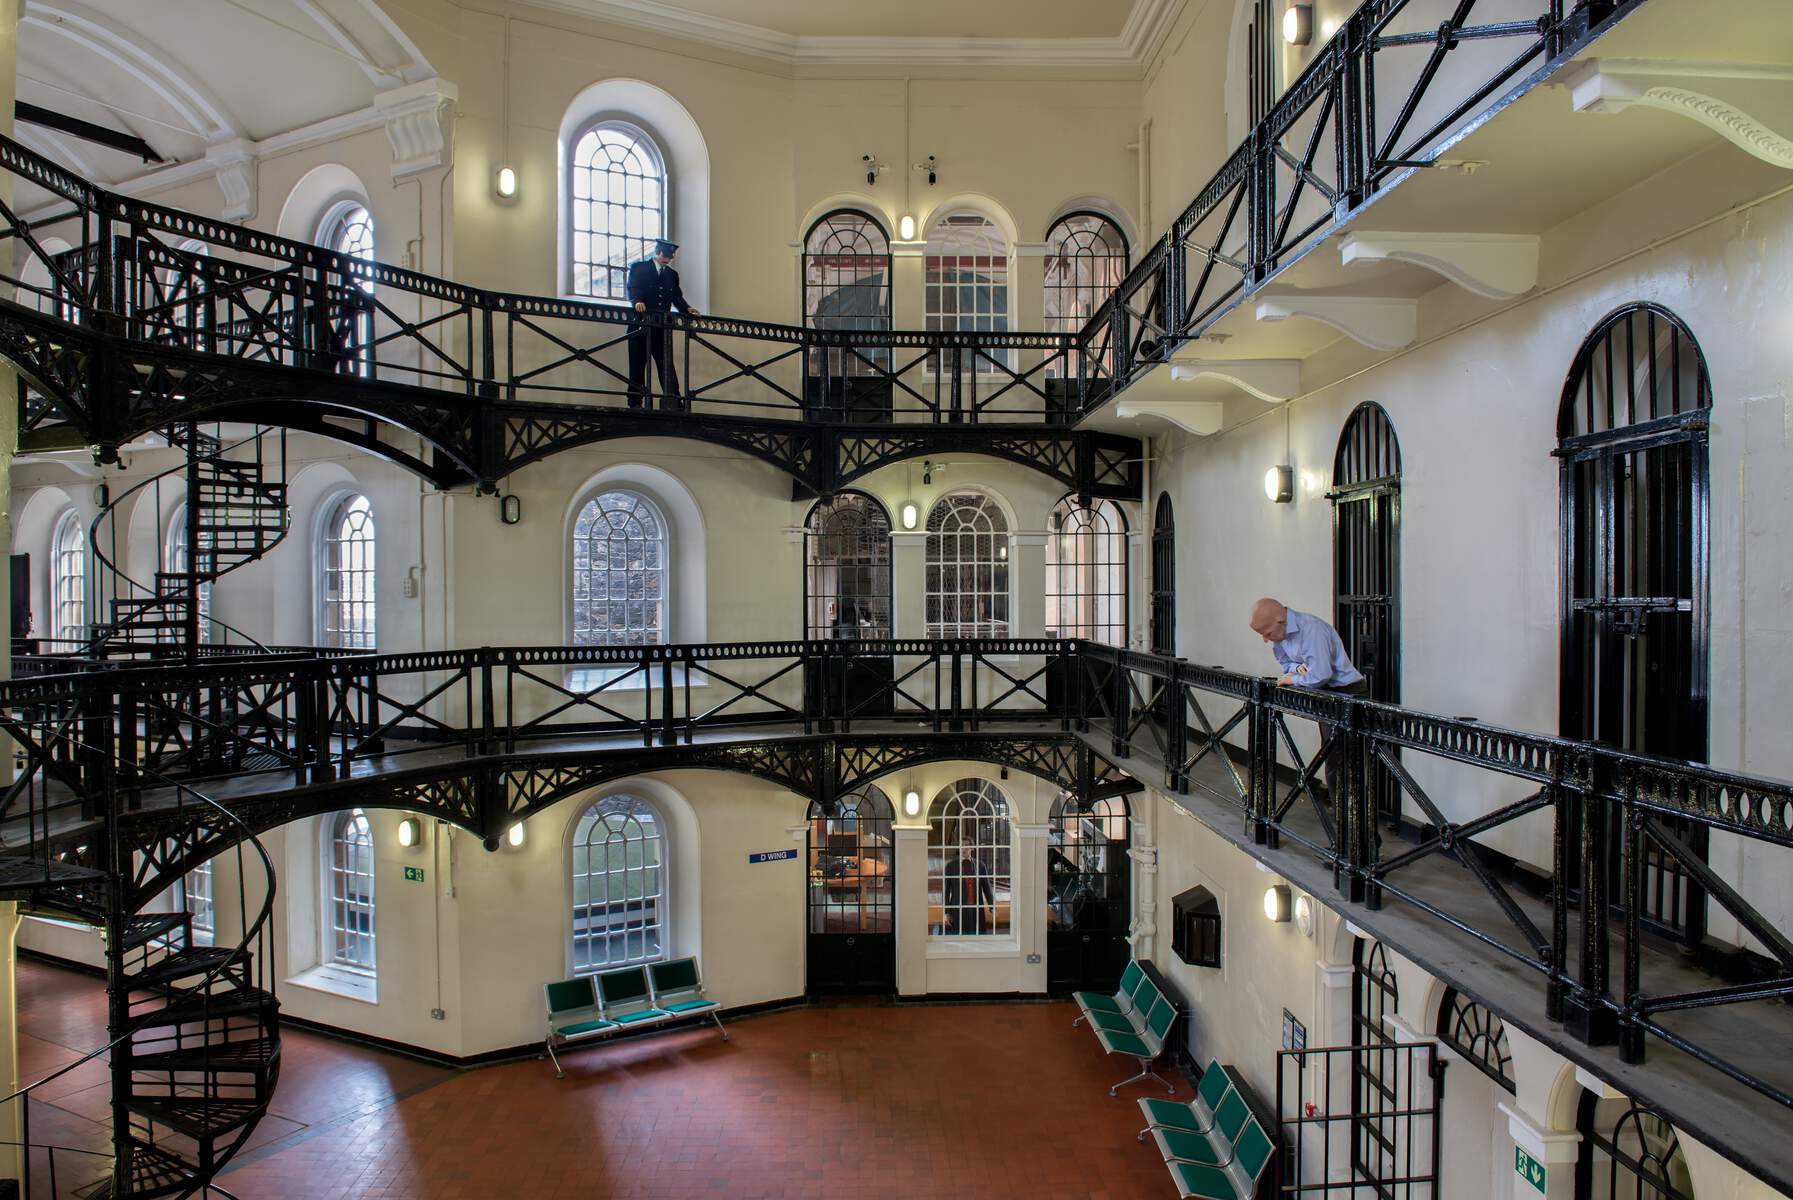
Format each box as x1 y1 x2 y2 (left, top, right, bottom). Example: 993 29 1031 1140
610 0 1137 40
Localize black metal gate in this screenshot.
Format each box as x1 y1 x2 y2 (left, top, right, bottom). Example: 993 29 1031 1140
805 787 896 994
1332 402 1401 823
1151 492 1176 656
1352 939 1409 1197
1046 793 1131 994
1558 304 1711 944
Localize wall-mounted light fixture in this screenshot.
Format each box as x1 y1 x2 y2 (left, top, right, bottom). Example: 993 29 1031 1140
1263 883 1292 923
500 494 522 525
914 154 937 186
900 502 919 530
1282 3 1313 45
494 165 518 201
507 821 526 848
1294 893 1314 938
898 214 916 241
1264 464 1294 503
397 817 421 848
903 789 921 818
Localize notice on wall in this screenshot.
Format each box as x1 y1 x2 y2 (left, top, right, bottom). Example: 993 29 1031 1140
747 849 799 864
1515 1147 1547 1195
404 866 426 882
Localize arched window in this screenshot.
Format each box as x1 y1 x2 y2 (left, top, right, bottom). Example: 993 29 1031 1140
927 778 1012 937
572 490 668 646
325 809 376 972
806 786 895 938
570 795 666 974
925 212 1010 370
568 121 667 303
1353 939 1401 1187
1559 305 1711 944
925 492 1009 639
804 210 891 336
805 492 891 639
1045 496 1128 645
51 509 86 647
1435 987 1513 1091
185 858 215 947
1044 212 1127 378
1047 792 1130 933
317 493 376 650
321 202 376 271
319 202 375 372
1150 493 1175 656
164 503 213 644
1578 1095 1695 1200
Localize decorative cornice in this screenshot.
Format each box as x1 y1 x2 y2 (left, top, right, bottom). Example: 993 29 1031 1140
521 0 1181 73
1560 58 1793 171
376 78 460 180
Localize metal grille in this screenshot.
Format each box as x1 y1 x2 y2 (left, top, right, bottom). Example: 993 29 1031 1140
804 210 891 375
571 795 665 974
569 122 666 302
1044 212 1127 379
1559 304 1710 944
1333 402 1401 819
925 493 1010 638
1578 1098 1695 1200
185 858 215 947
1045 495 1128 645
572 490 667 646
1150 493 1175 655
327 809 376 971
805 492 892 639
1047 793 1129 932
1353 939 1404 1196
51 508 86 645
927 778 1012 936
807 787 895 935
319 494 376 650
925 212 1010 371
1435 987 1513 1091
165 503 212 644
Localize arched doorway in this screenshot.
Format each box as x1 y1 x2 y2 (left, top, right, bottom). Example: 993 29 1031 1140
1046 792 1131 994
1332 402 1401 823
1558 304 1711 945
1150 492 1175 657
805 786 896 994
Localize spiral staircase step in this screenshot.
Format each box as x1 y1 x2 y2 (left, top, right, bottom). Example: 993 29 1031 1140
120 913 192 952
86 1137 200 1200
125 1095 264 1139
135 986 279 1030
127 945 248 989
131 1034 280 1076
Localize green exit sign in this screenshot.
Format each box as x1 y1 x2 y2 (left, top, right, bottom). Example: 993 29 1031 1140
404 866 426 882
1515 1147 1547 1195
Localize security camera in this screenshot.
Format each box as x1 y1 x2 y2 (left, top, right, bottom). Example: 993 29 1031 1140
916 154 937 186
862 153 880 186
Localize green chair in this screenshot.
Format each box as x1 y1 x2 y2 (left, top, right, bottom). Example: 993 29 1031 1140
596 965 672 1028
1095 992 1178 1095
1150 1089 1252 1166
1138 1059 1233 1139
543 976 616 1078
1072 960 1146 1027
1163 1119 1275 1200
1085 971 1162 1033
648 957 728 1041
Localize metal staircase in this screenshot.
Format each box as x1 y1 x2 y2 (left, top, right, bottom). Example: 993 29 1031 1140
91 423 289 658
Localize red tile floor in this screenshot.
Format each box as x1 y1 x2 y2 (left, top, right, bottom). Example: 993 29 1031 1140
17 958 1177 1198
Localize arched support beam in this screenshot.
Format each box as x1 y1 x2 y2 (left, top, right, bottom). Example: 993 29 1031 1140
1561 59 1793 170
1114 397 1225 436
1254 293 1418 352
1169 358 1299 404
1340 232 1540 300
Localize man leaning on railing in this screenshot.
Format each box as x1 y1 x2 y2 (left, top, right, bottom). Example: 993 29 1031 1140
627 238 700 411
1249 597 1367 806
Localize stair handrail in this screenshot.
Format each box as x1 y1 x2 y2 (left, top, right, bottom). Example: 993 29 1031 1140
84 424 285 656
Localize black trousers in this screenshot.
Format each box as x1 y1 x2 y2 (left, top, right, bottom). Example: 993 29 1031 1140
627 324 680 406
1319 678 1369 807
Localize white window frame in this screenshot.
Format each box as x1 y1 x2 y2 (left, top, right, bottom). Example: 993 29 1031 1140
1044 496 1129 646
569 794 668 975
185 858 215 947
570 489 669 648
924 211 1011 375
926 778 1013 939
51 509 86 647
315 493 376 650
566 120 668 304
322 809 376 973
924 492 1011 639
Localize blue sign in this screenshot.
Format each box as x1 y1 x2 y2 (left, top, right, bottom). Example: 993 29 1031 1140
748 849 800 864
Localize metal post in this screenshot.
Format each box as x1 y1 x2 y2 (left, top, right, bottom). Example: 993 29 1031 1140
1565 751 1617 1045
1249 679 1273 845
1547 754 1571 1021
1110 660 1130 758
1165 671 1188 793
948 645 964 732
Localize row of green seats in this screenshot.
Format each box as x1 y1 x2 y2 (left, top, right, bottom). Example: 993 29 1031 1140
1072 959 1180 1096
1138 1060 1275 1200
542 956 728 1077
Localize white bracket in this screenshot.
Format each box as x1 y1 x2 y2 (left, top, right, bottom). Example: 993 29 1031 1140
1168 358 1300 404
1340 231 1540 300
1560 59 1793 169
204 139 258 223
375 77 460 179
1254 293 1418 352
1114 398 1225 436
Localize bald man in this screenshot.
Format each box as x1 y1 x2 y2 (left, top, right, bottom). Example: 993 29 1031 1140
1249 598 1366 805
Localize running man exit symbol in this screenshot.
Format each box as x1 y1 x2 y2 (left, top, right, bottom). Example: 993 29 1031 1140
1515 1148 1546 1194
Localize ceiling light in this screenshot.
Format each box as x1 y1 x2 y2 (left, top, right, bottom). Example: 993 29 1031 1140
1283 4 1313 45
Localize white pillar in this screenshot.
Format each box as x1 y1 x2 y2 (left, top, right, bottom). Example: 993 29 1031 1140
1016 821 1048 992
893 825 929 996
891 531 928 640
1501 1102 1582 1200
1011 531 1046 639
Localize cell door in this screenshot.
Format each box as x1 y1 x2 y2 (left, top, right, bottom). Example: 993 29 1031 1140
1558 305 1711 944
805 787 896 995
1332 403 1402 822
1045 793 1131 994
1150 493 1175 656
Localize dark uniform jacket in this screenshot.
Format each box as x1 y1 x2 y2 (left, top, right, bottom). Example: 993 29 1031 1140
626 258 693 314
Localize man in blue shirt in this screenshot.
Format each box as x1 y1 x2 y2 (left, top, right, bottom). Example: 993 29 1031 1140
1249 597 1367 805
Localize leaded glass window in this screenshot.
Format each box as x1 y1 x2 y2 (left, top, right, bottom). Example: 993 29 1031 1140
925 212 1009 371
1044 212 1126 378
571 491 668 646
1045 495 1127 645
51 509 86 647
924 492 1009 638
807 786 895 935
805 492 891 639
927 779 1012 937
569 122 667 302
318 494 376 650
571 795 665 973
804 210 891 375
1435 987 1514 1091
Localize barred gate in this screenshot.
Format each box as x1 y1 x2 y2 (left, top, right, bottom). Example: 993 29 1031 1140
1276 1043 1444 1198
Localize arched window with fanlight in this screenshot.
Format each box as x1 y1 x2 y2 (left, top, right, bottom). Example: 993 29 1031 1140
570 794 666 974
806 785 896 994
925 211 1010 374
319 202 375 373
925 492 1009 639
1044 212 1127 380
1334 402 1401 820
1577 1093 1695 1200
317 493 376 650
324 809 376 972
804 210 891 383
572 490 668 647
568 121 667 303
1045 495 1128 645
804 492 891 640
1435 987 1513 1091
927 778 1012 937
51 509 87 648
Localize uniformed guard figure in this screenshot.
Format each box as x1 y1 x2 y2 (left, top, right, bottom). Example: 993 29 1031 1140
626 238 700 408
